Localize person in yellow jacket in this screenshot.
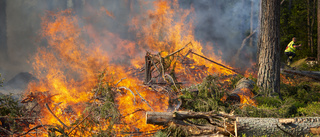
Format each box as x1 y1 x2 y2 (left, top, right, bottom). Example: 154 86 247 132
284 37 302 65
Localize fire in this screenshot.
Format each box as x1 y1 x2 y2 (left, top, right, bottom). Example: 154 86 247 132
238 88 257 107
130 0 234 76
25 0 238 136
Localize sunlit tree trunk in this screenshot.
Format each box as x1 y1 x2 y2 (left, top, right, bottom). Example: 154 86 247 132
257 0 280 97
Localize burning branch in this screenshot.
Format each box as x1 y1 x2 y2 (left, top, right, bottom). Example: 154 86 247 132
67 114 91 136
118 87 136 104
189 50 240 74
115 77 126 87
135 89 155 111
45 103 68 128
18 125 50 136
164 42 191 58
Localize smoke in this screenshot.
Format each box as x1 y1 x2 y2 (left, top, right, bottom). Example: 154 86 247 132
179 0 260 68
0 0 259 82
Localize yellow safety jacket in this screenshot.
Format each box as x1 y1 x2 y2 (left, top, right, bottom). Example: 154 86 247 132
284 41 296 53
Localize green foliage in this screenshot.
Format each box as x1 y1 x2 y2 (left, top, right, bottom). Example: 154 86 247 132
0 94 22 117
228 74 244 89
280 0 318 61
280 81 320 104
299 62 320 71
0 94 24 135
297 102 320 116
179 75 227 112
47 70 121 136
235 97 299 118
154 124 190 137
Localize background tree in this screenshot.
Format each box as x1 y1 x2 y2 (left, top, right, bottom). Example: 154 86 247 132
280 0 318 61
318 0 320 62
257 0 281 97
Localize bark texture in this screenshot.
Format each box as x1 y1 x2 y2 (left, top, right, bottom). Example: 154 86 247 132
146 111 320 136
257 0 281 96
318 0 320 62
238 117 320 136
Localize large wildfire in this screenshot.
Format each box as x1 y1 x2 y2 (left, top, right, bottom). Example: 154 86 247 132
20 0 255 136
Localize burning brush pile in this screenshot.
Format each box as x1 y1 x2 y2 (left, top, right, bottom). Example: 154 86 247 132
0 0 257 136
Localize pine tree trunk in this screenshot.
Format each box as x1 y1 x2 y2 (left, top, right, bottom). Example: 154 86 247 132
308 0 312 53
257 0 281 96
318 0 320 62
0 0 7 60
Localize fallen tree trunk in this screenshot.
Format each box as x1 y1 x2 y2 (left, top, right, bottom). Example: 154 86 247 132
146 111 320 136
238 117 320 136
281 69 320 81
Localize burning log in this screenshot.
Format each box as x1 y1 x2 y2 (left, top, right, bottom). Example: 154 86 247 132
146 111 320 136
224 78 256 106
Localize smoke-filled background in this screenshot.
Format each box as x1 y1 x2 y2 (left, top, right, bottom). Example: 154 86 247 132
0 0 259 94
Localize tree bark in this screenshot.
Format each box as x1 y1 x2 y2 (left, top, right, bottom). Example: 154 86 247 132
257 0 281 96
146 111 320 136
318 0 320 62
238 117 320 136
308 0 311 53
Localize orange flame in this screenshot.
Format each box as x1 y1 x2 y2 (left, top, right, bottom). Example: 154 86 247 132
237 88 257 107
26 0 237 136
